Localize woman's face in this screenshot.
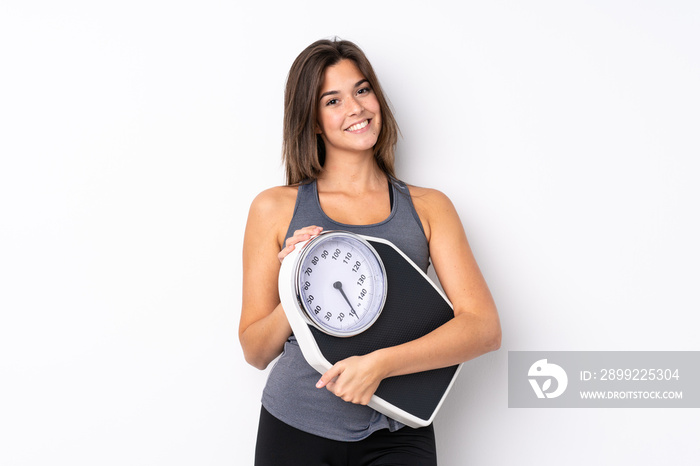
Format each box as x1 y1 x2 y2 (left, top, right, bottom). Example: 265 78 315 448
316 59 382 158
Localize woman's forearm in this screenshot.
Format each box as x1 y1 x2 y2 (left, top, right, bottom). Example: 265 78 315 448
315 308 501 405
374 310 501 379
239 303 292 370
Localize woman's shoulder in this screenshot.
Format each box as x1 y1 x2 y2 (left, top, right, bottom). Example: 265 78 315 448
404 183 458 241
247 185 300 243
250 185 299 213
405 183 455 211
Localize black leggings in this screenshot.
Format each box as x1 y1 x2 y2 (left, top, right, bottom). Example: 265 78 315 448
254 406 438 466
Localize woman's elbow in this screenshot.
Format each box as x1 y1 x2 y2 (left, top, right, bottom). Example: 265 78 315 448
244 353 271 371
466 311 501 354
239 332 273 370
486 325 502 352
483 317 502 352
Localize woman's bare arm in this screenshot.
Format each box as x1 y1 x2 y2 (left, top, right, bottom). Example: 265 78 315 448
238 187 297 370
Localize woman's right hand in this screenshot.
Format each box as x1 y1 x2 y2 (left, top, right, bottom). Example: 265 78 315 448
278 226 323 263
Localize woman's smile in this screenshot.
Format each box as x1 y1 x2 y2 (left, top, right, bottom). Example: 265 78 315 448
345 119 371 133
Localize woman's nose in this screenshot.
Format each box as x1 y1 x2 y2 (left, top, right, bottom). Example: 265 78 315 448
346 96 363 115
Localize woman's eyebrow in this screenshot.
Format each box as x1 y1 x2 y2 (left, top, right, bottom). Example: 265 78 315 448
319 89 339 100
354 79 369 88
319 79 370 100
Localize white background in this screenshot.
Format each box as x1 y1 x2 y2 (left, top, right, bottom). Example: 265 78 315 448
1 1 699 465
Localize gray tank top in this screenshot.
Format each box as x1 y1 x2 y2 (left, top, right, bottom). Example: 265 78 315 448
262 178 430 441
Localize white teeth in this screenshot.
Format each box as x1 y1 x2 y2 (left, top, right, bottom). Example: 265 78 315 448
346 120 369 131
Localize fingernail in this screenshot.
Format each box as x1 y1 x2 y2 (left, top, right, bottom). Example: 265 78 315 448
316 379 323 388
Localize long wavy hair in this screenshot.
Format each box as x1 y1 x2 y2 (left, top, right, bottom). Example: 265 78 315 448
283 38 399 185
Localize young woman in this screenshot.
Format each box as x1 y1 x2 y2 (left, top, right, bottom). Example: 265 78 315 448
240 38 501 465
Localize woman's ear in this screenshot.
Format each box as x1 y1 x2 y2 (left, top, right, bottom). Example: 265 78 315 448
315 123 322 135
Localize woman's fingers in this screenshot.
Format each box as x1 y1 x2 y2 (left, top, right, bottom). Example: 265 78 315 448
315 355 383 405
278 226 323 262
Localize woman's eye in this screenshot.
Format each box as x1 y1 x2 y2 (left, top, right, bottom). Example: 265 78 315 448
357 87 371 95
326 98 338 106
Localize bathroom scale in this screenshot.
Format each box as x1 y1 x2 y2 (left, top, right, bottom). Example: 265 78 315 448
278 230 461 428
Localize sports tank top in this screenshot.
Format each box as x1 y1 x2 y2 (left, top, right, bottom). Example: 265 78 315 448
261 178 430 441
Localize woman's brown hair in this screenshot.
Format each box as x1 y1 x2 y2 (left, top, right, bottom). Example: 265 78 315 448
283 38 399 185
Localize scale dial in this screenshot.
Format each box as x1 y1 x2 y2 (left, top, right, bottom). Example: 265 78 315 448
294 231 387 337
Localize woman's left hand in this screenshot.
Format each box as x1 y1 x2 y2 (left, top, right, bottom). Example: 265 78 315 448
315 352 386 405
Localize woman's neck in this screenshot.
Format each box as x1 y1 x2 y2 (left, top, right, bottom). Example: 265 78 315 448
317 152 387 194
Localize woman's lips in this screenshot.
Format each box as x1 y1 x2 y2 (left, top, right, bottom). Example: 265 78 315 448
345 119 370 132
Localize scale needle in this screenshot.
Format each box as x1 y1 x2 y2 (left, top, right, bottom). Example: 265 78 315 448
333 281 358 317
